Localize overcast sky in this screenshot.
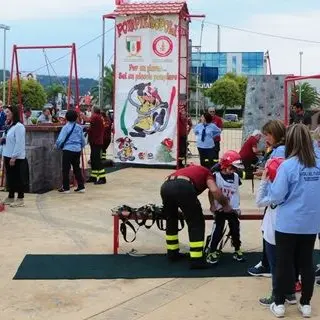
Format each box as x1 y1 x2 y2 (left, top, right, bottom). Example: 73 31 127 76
1 0 320 79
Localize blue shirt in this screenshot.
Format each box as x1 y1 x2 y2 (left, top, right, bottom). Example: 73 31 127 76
269 156 320 235
269 145 285 159
2 122 26 159
194 123 221 149
56 122 85 152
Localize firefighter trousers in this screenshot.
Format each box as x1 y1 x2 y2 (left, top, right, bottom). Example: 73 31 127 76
90 144 106 181
160 179 205 260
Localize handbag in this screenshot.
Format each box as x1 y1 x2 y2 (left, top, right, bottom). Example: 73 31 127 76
58 123 76 149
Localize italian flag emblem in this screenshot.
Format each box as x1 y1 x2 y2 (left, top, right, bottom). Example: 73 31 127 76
126 36 142 56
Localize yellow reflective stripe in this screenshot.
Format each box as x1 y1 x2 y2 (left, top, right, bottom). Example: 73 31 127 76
98 170 106 173
167 244 179 250
90 174 98 177
166 235 178 241
204 159 209 162
190 251 203 258
242 171 246 179
190 241 204 248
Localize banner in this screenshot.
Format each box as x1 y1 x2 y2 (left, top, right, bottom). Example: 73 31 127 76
114 14 179 165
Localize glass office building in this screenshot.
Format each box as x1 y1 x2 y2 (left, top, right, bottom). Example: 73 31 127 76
191 52 266 85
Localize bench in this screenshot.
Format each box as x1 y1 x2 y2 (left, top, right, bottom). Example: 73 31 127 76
112 209 263 254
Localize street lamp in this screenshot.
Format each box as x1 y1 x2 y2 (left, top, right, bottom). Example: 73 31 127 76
0 24 10 106
299 51 303 103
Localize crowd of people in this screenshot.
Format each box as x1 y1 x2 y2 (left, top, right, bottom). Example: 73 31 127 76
165 104 320 318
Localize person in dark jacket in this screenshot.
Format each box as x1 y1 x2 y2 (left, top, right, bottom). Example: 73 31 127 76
87 107 106 184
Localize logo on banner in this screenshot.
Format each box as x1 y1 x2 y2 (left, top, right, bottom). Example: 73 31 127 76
152 36 173 57
126 36 142 56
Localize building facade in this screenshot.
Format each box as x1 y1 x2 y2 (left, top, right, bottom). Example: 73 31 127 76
191 52 266 87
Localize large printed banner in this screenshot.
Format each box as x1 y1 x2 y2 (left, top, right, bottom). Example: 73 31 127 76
114 14 179 165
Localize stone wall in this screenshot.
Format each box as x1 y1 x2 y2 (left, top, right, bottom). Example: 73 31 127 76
25 126 63 193
242 75 289 141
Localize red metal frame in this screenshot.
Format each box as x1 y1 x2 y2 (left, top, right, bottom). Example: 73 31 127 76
8 43 79 118
284 74 320 126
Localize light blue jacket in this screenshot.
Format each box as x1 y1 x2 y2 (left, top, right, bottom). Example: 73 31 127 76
270 145 285 159
269 156 320 235
2 122 26 159
194 123 221 149
56 122 85 153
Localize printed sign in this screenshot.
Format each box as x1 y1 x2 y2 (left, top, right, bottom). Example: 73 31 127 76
114 15 180 165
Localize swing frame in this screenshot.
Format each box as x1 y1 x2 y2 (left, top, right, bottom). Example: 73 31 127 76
8 43 80 119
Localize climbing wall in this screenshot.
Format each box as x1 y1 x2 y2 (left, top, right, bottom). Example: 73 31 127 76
242 75 290 141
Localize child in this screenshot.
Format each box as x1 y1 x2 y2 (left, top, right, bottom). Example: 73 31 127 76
206 150 244 264
256 157 297 306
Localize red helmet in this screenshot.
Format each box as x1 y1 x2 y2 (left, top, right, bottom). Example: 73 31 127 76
266 157 285 182
220 150 243 169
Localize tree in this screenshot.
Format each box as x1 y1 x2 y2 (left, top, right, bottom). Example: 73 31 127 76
205 77 242 114
0 78 47 109
45 83 65 104
224 73 248 107
91 65 114 107
292 82 320 109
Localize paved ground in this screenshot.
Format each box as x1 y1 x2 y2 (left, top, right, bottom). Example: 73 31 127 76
0 166 319 320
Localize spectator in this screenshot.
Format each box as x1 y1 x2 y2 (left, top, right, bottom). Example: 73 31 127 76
269 124 320 318
239 130 262 178
37 108 52 124
194 113 221 169
56 110 86 193
177 106 192 168
291 102 311 128
1 106 28 207
23 107 33 125
208 107 223 162
0 101 6 130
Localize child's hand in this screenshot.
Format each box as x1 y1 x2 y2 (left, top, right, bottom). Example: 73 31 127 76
254 168 264 177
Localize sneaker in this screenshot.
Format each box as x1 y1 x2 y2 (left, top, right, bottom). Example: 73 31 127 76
10 199 25 207
206 251 219 265
3 197 14 205
74 187 85 193
233 250 245 262
247 261 271 277
298 304 312 318
270 303 285 318
259 295 275 306
315 264 320 280
285 294 297 305
58 188 70 194
295 281 302 293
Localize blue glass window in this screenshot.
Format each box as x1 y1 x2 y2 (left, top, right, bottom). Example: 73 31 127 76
232 56 237 73
219 67 227 74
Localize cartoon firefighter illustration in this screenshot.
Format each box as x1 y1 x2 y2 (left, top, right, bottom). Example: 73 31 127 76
122 82 176 138
116 137 137 161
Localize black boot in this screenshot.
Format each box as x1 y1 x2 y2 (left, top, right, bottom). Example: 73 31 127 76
167 251 188 262
189 257 210 270
95 177 106 185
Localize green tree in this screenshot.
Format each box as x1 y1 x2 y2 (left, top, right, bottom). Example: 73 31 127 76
205 77 241 115
0 79 47 109
91 65 114 107
224 73 248 107
45 83 65 103
292 82 320 109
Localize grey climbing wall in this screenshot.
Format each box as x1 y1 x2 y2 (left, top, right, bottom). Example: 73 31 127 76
242 75 290 141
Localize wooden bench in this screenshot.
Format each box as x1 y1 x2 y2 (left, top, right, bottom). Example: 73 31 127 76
112 209 263 254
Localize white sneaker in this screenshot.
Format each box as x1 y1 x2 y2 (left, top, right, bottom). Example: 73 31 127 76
298 304 312 318
270 303 285 318
3 197 14 205
10 199 25 207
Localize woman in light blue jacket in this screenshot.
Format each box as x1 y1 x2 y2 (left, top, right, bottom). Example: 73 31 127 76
268 124 320 318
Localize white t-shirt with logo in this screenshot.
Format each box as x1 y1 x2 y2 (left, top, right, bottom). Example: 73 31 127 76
214 172 241 211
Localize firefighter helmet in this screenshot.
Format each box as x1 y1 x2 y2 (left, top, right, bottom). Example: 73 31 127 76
266 157 285 182
220 150 243 170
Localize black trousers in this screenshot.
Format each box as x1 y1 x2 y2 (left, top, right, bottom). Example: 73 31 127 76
160 179 205 260
274 231 316 305
62 150 84 190
178 136 187 168
209 211 241 252
242 157 259 180
90 144 104 180
198 147 215 169
213 140 220 162
4 157 27 199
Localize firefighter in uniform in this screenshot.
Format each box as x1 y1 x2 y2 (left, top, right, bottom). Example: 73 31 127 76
160 164 232 269
87 107 106 184
101 110 112 161
177 106 193 169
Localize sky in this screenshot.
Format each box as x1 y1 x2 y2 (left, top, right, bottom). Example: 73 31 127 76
1 0 320 79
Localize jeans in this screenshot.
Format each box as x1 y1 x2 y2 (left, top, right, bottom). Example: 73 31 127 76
274 231 316 305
